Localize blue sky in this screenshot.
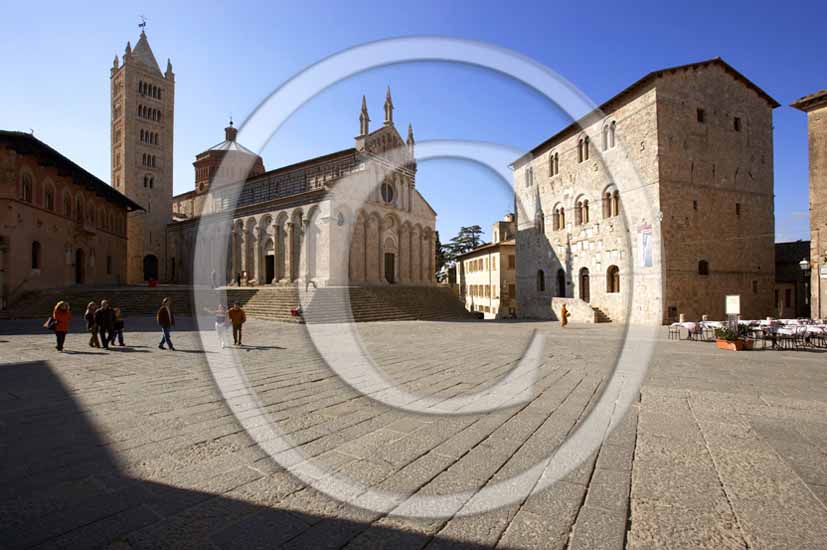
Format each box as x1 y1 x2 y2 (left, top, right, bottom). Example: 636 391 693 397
1 0 823 243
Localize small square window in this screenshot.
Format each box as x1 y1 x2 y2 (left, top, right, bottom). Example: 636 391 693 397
697 108 705 123
752 280 758 294
733 117 741 132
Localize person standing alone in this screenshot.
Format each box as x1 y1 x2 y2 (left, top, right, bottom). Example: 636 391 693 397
95 300 116 350
156 297 176 351
228 302 247 346
52 301 71 352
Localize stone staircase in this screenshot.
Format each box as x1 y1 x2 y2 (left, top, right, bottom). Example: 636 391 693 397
8 285 477 324
298 286 476 324
224 287 302 323
8 287 200 319
592 306 613 323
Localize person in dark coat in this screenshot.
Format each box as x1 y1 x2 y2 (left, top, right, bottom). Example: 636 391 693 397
111 307 125 346
156 297 176 351
95 299 116 350
85 302 100 348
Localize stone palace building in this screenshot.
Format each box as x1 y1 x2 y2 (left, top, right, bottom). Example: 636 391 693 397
792 90 827 319
0 131 142 309
513 58 778 324
109 31 436 289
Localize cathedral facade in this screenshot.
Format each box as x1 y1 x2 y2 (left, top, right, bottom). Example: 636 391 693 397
166 89 436 288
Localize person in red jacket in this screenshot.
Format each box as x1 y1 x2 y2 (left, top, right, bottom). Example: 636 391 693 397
52 301 71 352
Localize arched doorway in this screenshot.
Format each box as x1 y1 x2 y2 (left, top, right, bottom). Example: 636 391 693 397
264 238 275 284
579 267 590 302
75 249 84 284
384 253 396 283
143 254 159 281
556 268 566 297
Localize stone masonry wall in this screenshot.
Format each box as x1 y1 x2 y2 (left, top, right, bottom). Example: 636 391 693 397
656 65 776 321
515 85 663 324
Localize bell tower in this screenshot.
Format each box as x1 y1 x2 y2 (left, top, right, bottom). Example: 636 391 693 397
111 28 175 283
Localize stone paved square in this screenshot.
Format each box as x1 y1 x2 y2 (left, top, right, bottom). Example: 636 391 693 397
1 317 827 549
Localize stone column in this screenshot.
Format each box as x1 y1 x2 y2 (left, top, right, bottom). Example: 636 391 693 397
272 224 281 284
240 228 248 282
252 226 261 285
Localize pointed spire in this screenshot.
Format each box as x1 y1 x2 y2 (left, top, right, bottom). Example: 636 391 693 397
383 86 394 126
165 58 174 79
113 54 119 70
359 95 370 136
406 123 414 145
125 41 132 57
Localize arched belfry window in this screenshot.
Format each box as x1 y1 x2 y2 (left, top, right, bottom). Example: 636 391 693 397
609 121 616 148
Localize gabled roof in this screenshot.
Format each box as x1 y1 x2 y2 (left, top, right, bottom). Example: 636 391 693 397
132 31 162 75
514 57 780 166
791 90 827 112
0 130 143 211
456 239 515 260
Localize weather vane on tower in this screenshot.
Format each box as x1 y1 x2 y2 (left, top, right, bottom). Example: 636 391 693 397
138 15 147 31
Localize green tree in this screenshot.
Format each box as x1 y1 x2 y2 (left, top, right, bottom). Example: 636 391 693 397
444 225 485 266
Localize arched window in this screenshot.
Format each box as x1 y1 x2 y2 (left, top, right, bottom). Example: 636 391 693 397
552 208 560 231
602 187 620 219
583 137 590 160
602 125 610 151
607 265 620 293
31 241 41 270
381 181 395 203
609 121 616 148
537 269 546 292
578 139 584 163
698 260 709 276
45 185 54 211
64 192 72 218
149 176 154 189
575 198 588 225
75 197 83 224
21 174 33 202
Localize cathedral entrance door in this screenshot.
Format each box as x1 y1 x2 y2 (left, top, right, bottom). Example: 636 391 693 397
265 254 275 284
384 253 396 284
143 255 159 281
75 249 85 285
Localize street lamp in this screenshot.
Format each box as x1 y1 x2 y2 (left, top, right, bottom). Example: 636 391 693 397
799 258 811 318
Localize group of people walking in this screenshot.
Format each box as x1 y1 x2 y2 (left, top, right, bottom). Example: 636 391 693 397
47 298 247 352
